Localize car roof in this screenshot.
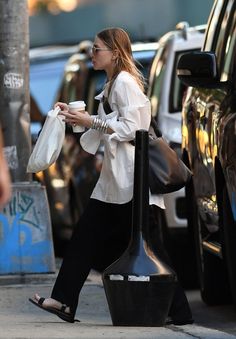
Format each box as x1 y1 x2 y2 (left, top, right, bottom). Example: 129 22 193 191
29 44 80 63
131 41 159 52
158 23 206 51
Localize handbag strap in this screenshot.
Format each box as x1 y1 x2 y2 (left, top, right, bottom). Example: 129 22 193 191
102 96 113 115
102 96 162 141
102 73 119 115
150 117 162 138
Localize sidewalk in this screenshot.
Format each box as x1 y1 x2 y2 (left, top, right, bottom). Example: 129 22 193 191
0 268 235 339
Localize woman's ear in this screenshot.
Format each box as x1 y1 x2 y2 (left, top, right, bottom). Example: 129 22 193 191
112 49 119 61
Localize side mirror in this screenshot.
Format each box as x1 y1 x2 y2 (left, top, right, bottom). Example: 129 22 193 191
177 52 222 88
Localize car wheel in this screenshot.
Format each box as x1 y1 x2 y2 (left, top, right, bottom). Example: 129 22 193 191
222 185 236 306
187 178 230 305
195 210 231 305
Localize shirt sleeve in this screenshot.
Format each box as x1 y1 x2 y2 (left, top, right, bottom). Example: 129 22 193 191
107 76 151 142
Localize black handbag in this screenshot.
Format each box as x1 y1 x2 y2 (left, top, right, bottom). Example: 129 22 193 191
149 118 192 194
102 97 192 194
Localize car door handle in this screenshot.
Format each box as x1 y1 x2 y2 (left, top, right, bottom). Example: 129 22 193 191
200 116 208 127
186 110 192 122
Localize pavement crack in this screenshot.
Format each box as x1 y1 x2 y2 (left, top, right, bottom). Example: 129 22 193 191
168 325 201 338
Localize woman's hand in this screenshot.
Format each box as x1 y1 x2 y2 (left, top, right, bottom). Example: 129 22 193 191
57 103 93 128
54 101 69 112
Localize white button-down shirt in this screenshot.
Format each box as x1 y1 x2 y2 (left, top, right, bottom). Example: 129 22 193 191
80 71 165 208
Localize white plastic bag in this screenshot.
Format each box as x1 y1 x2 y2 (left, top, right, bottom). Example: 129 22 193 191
27 106 65 173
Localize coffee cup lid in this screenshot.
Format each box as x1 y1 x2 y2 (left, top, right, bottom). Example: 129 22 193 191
69 101 86 108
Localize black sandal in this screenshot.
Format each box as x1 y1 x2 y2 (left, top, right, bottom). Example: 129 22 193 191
29 297 79 323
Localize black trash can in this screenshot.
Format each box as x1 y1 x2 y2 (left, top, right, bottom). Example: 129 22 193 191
102 130 176 326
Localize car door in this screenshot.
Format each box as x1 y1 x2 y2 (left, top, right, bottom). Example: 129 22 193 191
192 0 235 223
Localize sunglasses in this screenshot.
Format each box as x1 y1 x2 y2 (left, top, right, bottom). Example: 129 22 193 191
91 46 111 54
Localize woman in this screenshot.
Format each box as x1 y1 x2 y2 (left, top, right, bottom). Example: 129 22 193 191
29 27 192 325
29 27 151 323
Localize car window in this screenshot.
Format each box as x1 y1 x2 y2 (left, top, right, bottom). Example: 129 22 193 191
86 71 106 114
169 49 200 113
58 57 92 104
134 52 155 78
221 9 236 81
204 0 227 51
148 45 168 117
214 0 235 72
30 58 69 115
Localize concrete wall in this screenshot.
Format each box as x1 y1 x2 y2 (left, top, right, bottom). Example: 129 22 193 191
29 0 214 47
0 183 55 274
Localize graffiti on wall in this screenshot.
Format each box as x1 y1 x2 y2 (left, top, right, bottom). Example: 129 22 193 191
6 192 41 229
0 189 54 274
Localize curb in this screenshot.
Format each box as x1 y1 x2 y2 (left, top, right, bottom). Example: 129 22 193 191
0 272 56 286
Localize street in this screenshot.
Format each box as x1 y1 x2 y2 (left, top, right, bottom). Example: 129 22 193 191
0 270 236 339
1 1 236 337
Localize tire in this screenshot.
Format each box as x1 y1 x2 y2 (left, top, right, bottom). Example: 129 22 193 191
185 177 199 288
187 178 231 305
222 186 236 307
196 213 230 305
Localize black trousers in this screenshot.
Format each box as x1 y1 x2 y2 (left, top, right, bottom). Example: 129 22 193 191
51 198 132 316
51 199 192 321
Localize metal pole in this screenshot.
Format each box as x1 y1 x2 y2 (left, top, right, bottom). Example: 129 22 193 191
130 129 149 255
0 0 31 181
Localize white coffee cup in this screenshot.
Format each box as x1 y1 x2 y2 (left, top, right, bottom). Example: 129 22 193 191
68 101 86 133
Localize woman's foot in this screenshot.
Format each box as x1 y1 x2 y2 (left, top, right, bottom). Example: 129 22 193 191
33 294 71 314
29 294 77 323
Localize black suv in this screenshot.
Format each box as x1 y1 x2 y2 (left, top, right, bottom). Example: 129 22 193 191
29 44 84 253
147 23 205 287
177 0 236 307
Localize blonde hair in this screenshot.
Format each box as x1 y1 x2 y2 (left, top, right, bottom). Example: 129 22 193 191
97 27 145 93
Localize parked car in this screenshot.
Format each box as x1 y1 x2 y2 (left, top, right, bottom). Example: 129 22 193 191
30 43 90 141
147 22 205 286
30 41 158 256
177 0 236 306
29 43 89 253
